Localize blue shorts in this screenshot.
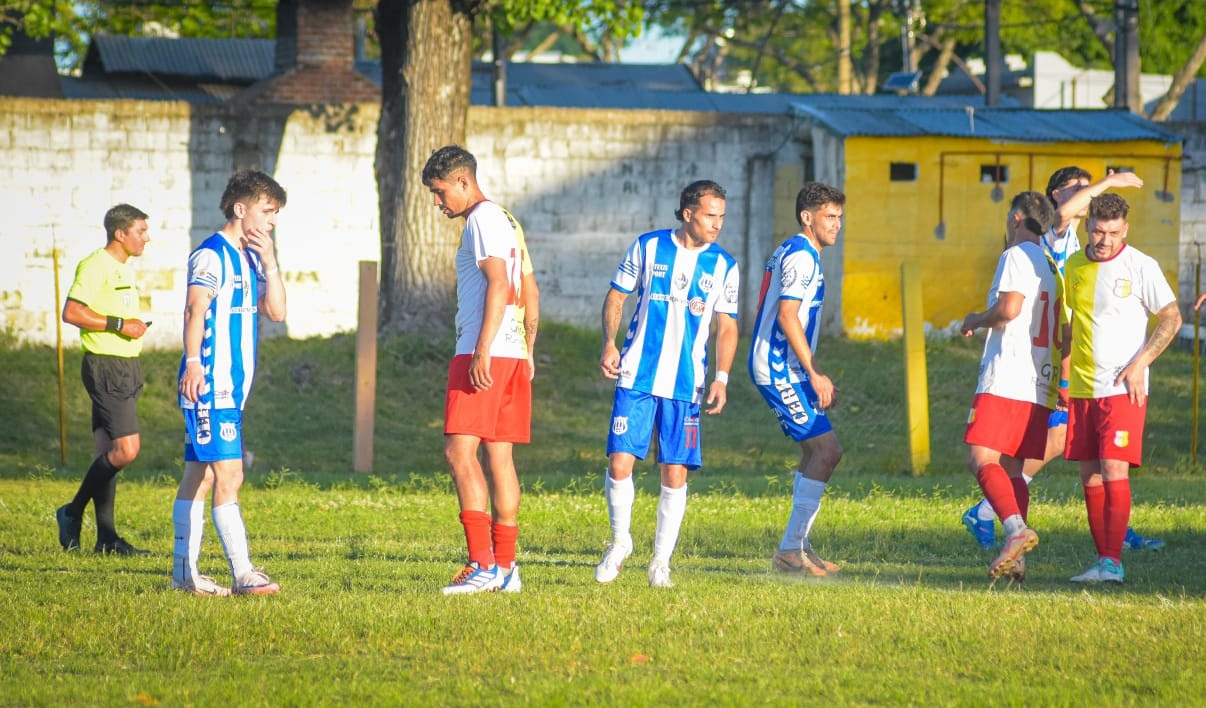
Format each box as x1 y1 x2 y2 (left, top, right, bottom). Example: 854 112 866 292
607 388 702 470
183 407 243 462
754 379 833 442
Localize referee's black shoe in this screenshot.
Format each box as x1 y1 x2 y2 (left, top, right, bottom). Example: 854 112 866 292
56 505 81 551
95 537 151 556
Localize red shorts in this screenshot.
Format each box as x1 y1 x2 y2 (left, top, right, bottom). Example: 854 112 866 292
1065 395 1145 467
444 354 531 443
963 393 1050 460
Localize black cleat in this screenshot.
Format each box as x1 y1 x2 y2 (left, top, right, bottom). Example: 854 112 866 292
95 537 151 556
56 505 81 551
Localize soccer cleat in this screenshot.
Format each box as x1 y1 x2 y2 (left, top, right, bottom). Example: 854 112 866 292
961 504 996 549
1124 527 1165 551
441 561 503 595
171 575 232 597
595 542 632 584
497 564 522 594
56 505 81 551
233 568 281 596
95 537 151 556
1070 559 1105 584
1098 557 1125 584
988 528 1038 579
647 560 673 588
1008 555 1026 583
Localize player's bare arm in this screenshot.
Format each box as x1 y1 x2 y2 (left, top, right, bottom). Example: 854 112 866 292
1116 301 1181 406
521 271 540 380
960 290 1023 336
471 256 509 392
599 287 627 379
777 298 836 409
1056 171 1144 233
62 299 149 339
1196 292 1206 311
179 284 216 403
705 313 738 415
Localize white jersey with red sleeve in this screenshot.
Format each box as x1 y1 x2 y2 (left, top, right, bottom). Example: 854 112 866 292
454 201 530 360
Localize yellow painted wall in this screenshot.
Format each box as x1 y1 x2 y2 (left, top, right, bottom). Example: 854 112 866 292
840 136 1182 338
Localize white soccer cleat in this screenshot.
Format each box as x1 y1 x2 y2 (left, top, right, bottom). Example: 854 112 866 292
171 574 232 597
498 564 522 594
595 542 632 584
233 568 281 596
442 562 504 595
647 560 673 588
1070 559 1105 584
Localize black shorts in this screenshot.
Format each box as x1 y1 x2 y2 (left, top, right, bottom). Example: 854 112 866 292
81 353 144 439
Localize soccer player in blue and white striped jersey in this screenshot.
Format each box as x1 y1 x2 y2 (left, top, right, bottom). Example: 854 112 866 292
749 182 846 577
595 180 740 588
172 169 288 598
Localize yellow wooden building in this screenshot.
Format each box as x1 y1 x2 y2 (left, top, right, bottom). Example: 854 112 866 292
782 101 1183 338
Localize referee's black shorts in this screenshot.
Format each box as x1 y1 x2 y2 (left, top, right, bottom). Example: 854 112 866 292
81 353 144 439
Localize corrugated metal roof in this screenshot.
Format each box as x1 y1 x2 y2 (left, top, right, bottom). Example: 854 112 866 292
789 101 1182 143
90 34 273 82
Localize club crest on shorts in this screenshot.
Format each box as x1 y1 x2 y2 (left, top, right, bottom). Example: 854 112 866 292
219 421 238 442
1114 429 1129 448
612 416 628 436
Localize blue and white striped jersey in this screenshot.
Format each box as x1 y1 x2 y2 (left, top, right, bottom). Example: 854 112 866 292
612 229 740 403
178 233 266 411
748 235 824 386
1041 222 1080 276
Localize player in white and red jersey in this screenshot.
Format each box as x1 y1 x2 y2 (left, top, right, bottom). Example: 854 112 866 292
959 191 1057 580
173 169 288 598
748 182 845 577
424 145 539 595
1064 193 1180 584
596 180 740 588
961 167 1164 553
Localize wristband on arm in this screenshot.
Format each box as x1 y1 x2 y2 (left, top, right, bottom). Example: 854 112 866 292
105 316 124 333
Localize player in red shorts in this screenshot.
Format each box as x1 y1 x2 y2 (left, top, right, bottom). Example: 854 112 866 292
960 192 1057 581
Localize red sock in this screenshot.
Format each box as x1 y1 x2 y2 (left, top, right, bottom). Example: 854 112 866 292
492 523 518 570
459 510 494 568
976 463 1020 520
1102 478 1132 563
1083 484 1106 557
1011 476 1030 522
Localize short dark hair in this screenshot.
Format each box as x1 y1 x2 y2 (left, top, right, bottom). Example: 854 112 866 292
795 182 845 226
1088 193 1129 222
675 180 726 221
1044 166 1091 208
103 203 148 242
220 169 287 220
422 145 477 185
1009 191 1055 237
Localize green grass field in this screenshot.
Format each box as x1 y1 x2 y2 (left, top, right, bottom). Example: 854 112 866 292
2 325 1204 705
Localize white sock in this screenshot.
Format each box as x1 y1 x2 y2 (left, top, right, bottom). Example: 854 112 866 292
976 498 997 521
1023 474 1034 485
1002 513 1027 536
605 474 635 548
172 499 205 582
780 472 827 551
212 502 254 580
652 484 688 564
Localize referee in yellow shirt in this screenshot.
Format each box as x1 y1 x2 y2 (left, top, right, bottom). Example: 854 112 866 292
57 204 153 555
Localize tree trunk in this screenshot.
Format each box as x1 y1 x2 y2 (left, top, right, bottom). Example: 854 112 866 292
1149 29 1206 121
376 0 474 332
836 0 851 94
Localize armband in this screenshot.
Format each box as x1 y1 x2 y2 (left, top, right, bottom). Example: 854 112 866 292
264 266 279 275
105 316 124 333
1059 379 1069 389
715 371 730 385
185 356 201 364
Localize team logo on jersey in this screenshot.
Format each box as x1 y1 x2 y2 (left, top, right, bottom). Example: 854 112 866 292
219 421 237 442
725 282 738 304
675 273 689 291
612 416 629 436
688 297 706 316
1113 279 1132 298
698 275 714 293
1114 430 1129 448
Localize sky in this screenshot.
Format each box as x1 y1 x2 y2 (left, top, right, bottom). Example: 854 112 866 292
619 26 686 64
